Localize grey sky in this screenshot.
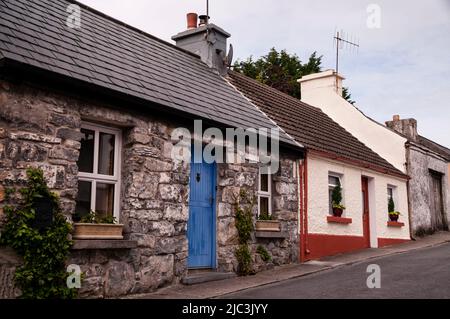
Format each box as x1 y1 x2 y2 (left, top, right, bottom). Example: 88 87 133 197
79 0 450 147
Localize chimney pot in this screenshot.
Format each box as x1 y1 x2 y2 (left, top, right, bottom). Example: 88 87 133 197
198 15 210 27
187 13 198 30
393 115 400 121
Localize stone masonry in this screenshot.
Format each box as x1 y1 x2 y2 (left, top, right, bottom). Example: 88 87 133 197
0 80 299 298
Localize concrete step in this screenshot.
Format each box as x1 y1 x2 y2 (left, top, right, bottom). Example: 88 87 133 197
182 271 236 285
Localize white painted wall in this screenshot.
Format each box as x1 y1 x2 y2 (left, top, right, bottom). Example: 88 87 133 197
299 70 408 173
307 155 410 246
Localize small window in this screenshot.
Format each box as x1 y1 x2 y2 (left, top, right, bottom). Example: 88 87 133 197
75 123 121 222
387 186 395 212
258 168 272 218
328 174 342 215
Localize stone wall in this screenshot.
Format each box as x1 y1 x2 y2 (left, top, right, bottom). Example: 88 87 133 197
408 144 450 236
216 158 299 273
0 80 299 298
0 80 189 298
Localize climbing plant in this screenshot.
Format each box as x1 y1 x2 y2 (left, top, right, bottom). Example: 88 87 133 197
233 189 256 276
256 245 272 262
0 168 77 299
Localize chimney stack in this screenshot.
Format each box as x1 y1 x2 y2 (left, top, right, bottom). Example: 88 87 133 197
186 13 198 30
172 13 231 75
386 115 418 141
298 70 345 98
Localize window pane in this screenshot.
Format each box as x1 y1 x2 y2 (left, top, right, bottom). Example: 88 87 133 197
259 197 269 216
329 188 334 215
95 183 115 219
75 181 92 221
98 132 116 175
260 174 269 192
328 176 340 187
78 129 95 173
387 188 393 199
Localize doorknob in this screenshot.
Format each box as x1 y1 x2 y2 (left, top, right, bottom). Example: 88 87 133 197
196 173 201 182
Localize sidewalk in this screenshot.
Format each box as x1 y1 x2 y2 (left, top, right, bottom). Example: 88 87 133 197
123 232 450 299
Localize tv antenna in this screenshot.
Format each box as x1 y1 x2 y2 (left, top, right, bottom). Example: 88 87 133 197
333 30 359 92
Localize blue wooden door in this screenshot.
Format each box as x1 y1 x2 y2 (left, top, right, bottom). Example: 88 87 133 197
188 156 216 268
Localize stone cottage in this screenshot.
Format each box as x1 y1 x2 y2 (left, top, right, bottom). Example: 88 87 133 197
0 0 304 298
229 71 410 261
386 116 450 236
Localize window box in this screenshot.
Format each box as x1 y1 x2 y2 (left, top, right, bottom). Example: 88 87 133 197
327 216 352 224
255 231 288 239
255 220 281 232
72 223 124 240
387 221 405 227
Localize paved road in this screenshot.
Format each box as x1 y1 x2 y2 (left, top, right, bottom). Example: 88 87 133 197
222 243 450 299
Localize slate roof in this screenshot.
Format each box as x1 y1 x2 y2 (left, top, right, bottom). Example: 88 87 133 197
228 71 406 177
0 0 299 148
417 136 450 162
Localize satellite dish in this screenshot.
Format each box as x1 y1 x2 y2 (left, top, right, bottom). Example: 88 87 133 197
224 43 234 68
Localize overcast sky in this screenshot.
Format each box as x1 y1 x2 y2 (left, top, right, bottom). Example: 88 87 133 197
79 0 450 147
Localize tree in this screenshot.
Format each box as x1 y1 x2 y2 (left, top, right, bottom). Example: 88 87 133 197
342 87 356 105
233 48 355 104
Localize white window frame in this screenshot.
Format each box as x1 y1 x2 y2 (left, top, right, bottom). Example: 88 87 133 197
328 173 343 215
257 168 272 217
78 122 122 222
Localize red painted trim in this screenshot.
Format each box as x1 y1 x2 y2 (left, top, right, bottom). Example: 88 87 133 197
327 216 352 224
308 149 409 180
306 233 367 260
387 221 405 227
378 237 409 248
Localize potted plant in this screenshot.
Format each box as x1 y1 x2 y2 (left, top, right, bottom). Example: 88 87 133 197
388 197 401 222
331 185 346 217
73 211 123 240
255 211 281 232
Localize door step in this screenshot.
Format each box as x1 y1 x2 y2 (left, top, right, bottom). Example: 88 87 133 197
182 271 236 285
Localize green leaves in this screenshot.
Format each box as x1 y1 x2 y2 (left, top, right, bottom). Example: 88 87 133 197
331 185 344 208
388 197 395 213
256 245 271 262
233 48 322 99
233 190 256 276
0 168 77 299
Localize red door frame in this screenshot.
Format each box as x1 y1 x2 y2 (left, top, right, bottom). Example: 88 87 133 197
361 177 371 248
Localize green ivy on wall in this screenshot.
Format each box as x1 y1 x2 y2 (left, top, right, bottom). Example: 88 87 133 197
233 189 256 276
0 168 77 299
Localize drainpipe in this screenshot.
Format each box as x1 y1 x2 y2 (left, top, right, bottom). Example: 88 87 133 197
304 152 310 258
405 143 415 240
297 158 303 261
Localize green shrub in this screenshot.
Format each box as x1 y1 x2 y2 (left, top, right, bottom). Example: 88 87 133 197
235 244 253 276
256 245 271 262
331 185 346 209
0 168 77 299
233 190 256 276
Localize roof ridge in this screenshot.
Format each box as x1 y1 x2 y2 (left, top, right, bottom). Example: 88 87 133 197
419 135 450 153
69 0 200 60
229 70 323 112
